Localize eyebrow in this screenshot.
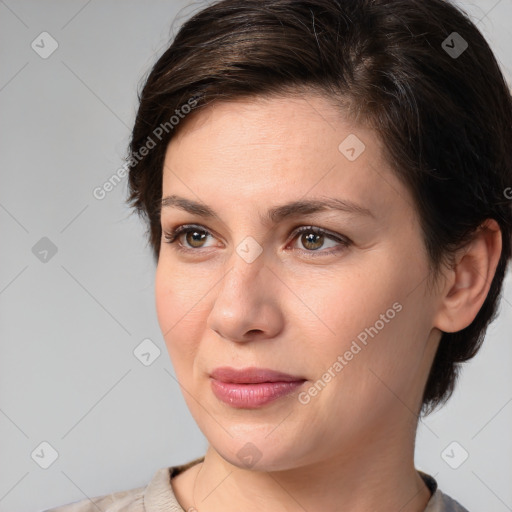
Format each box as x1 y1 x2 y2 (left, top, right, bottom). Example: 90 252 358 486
160 194 375 224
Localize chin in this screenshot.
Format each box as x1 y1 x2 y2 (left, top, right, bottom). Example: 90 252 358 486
203 425 308 472
219 444 297 472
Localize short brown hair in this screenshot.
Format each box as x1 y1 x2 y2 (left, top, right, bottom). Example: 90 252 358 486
126 0 512 414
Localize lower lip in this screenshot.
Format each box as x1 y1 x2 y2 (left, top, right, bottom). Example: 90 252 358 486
210 379 305 408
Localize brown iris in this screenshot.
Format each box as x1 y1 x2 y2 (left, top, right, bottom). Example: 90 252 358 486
185 229 208 248
301 232 324 251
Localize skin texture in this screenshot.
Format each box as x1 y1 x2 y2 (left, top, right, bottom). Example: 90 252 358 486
154 93 502 512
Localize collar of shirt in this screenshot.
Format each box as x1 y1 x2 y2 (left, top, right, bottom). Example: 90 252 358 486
141 457 469 512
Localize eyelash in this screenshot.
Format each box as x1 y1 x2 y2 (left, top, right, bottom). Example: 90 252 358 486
162 224 351 258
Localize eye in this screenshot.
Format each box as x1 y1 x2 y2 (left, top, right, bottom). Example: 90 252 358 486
163 224 217 251
289 226 351 257
163 224 351 257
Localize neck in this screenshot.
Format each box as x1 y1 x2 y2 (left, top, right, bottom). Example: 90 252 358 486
191 418 432 512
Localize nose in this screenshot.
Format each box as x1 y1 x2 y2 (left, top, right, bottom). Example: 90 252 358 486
206 254 284 343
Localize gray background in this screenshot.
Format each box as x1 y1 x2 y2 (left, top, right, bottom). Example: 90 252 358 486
0 1 511 511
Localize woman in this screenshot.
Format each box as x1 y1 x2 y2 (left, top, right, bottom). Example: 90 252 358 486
45 0 511 510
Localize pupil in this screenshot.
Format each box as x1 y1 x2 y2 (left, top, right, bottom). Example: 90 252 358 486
303 232 322 250
187 230 206 247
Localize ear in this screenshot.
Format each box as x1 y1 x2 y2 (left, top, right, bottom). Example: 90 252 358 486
433 219 502 334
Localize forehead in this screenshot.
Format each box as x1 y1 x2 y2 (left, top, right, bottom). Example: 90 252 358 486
162 94 413 226
168 93 355 154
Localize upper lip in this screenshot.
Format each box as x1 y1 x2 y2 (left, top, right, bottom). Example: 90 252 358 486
210 366 305 384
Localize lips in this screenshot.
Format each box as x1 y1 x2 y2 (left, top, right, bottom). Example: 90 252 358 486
209 366 306 408
210 366 305 384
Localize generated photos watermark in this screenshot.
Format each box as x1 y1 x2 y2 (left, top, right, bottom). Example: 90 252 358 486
93 95 200 200
298 301 403 405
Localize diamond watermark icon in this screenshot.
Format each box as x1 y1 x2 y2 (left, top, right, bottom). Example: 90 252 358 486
31 32 59 59
31 441 59 469
441 441 469 469
236 442 262 468
236 236 263 264
442 32 468 59
32 237 58 263
134 338 161 366
338 134 366 161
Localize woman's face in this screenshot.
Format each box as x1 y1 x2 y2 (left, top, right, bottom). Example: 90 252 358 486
155 93 442 470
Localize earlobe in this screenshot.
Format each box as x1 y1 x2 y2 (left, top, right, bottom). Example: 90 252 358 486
433 219 502 334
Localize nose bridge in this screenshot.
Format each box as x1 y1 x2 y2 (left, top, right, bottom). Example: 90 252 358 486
219 208 268 282
220 238 267 300
206 239 279 341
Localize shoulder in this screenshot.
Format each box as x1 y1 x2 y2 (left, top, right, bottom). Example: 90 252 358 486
41 484 146 512
420 471 470 512
41 459 204 512
428 490 471 512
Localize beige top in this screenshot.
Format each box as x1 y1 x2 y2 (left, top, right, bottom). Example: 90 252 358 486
43 456 469 512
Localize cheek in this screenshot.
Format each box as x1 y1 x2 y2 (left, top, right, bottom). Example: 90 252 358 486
155 260 212 329
154 266 177 337
155 264 204 372
298 260 424 383
294 265 398 348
